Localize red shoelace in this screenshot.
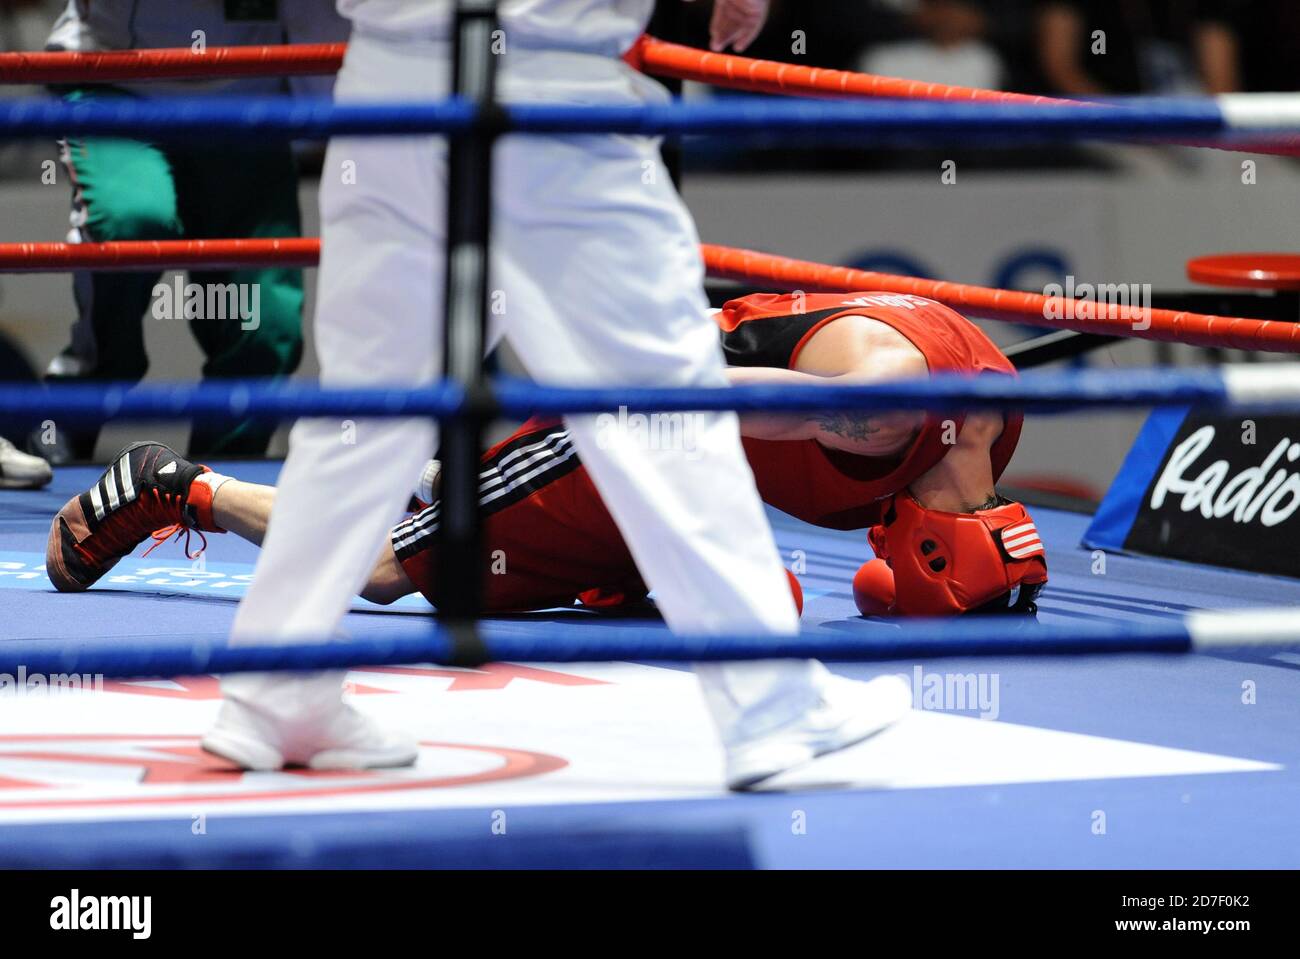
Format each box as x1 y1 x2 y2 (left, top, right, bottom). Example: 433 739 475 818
142 523 208 561
77 487 207 564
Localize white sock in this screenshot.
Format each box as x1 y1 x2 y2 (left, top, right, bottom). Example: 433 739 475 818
193 471 234 500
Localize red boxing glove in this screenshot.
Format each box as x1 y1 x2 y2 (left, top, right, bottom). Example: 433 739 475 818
853 558 896 617
786 568 804 617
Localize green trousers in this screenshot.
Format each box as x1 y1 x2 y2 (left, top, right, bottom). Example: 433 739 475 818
50 90 304 457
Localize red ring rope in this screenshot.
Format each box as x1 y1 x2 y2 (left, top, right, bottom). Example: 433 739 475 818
2 238 1295 354
702 244 1300 353
0 44 344 84
627 36 1070 105
0 36 1070 102
626 38 1298 156
4 37 1293 157
0 239 320 271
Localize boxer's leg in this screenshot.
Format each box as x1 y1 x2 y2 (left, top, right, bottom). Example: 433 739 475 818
208 479 275 546
202 418 622 612
358 544 418 607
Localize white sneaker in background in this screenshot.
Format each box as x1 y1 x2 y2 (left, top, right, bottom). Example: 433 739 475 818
0 436 53 490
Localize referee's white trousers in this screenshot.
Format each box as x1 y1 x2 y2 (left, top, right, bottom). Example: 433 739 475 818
221 33 830 753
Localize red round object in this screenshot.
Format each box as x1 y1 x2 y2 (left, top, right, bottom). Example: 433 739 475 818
785 568 804 617
1186 253 1300 290
852 559 896 617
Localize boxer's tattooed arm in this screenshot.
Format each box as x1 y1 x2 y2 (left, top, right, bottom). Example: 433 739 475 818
727 368 924 450
810 411 881 441
806 410 920 456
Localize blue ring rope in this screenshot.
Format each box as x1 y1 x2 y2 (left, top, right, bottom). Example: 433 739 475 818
492 369 1236 415
0 95 1243 140
0 619 1199 680
0 368 1244 424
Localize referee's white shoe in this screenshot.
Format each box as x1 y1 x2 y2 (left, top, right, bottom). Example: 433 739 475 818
725 673 913 792
202 697 419 771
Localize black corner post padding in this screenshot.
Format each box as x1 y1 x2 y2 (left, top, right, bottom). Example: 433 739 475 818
437 0 501 624
445 620 492 667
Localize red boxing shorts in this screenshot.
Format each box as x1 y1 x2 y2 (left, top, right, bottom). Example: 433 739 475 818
391 417 649 613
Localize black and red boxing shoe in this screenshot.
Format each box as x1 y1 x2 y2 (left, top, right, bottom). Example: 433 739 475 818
46 442 224 592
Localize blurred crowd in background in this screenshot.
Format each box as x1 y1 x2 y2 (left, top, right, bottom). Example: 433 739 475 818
650 0 1300 170
1 1 1296 97
0 0 1297 177
656 0 1299 97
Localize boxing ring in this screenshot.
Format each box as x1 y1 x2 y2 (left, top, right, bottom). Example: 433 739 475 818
3 33 1300 869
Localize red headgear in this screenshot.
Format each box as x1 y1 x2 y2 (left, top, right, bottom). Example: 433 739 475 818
860 492 1048 616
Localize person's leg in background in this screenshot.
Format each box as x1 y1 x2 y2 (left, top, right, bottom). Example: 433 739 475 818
202 71 446 768
177 144 305 457
35 116 181 463
493 125 857 781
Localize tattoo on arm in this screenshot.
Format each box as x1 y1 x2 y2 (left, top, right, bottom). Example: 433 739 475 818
810 411 881 441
